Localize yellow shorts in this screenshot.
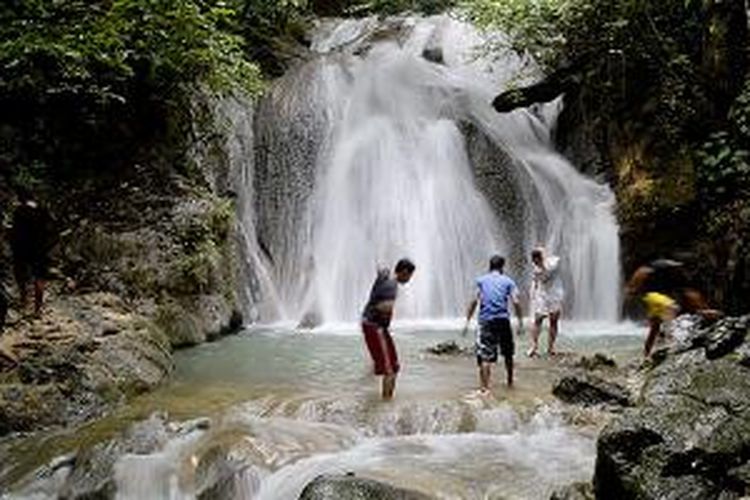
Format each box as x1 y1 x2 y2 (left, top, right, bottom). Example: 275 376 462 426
643 292 677 321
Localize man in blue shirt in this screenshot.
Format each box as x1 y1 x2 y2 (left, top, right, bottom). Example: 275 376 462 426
464 255 523 392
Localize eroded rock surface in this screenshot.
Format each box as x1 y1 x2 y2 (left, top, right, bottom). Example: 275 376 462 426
594 316 750 499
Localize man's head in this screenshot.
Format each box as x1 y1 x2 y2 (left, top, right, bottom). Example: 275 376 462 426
531 248 544 266
489 255 505 272
394 258 415 284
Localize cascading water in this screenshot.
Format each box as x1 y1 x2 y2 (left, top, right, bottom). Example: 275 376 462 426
246 15 621 324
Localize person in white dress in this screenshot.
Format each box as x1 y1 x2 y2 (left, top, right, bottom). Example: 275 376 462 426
528 247 563 357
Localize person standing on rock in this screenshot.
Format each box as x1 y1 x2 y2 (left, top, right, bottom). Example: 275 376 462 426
464 255 523 392
10 188 56 318
528 247 564 357
361 258 416 400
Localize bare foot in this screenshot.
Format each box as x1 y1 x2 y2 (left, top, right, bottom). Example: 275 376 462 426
526 348 538 358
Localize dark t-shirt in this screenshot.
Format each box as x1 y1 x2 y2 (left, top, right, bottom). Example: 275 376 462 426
10 202 54 260
362 270 398 327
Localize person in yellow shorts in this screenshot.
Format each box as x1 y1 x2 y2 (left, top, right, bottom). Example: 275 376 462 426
642 292 678 357
627 259 721 357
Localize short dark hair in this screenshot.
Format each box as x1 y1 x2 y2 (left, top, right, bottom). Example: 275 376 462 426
489 255 505 271
395 258 415 274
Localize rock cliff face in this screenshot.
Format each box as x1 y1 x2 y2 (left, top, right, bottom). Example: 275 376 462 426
0 294 173 435
0 91 252 435
594 316 750 499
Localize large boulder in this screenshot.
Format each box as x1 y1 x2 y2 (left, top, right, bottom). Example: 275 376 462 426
594 316 750 499
299 474 434 500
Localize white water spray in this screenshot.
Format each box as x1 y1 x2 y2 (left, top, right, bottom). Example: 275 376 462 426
247 15 620 323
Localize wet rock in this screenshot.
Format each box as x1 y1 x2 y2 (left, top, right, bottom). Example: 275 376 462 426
425 341 472 357
422 47 444 65
552 373 633 407
575 353 616 371
549 481 594 500
11 413 205 499
594 316 750 499
299 473 434 500
297 309 322 330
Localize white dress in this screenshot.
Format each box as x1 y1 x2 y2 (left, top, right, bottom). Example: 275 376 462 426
531 256 564 317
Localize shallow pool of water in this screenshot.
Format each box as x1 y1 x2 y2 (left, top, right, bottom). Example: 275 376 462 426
2 320 643 499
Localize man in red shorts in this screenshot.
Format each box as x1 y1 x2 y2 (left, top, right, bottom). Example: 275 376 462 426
361 258 415 400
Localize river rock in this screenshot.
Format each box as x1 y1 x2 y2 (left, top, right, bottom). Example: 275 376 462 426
575 353 617 371
299 474 434 500
594 315 750 499
425 340 472 357
552 372 633 407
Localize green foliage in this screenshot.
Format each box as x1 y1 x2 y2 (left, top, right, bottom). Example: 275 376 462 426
0 0 265 174
0 1 262 103
697 132 750 199
729 78 750 146
461 0 708 145
698 79 750 202
461 0 570 65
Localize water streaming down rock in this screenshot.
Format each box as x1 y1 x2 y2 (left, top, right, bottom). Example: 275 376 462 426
245 15 621 323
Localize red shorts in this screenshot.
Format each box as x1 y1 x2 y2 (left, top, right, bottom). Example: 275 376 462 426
361 321 400 376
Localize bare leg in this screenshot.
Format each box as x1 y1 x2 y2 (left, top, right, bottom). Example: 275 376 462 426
479 363 492 392
33 280 45 318
548 311 560 355
382 374 397 400
644 318 661 357
504 356 513 387
528 317 542 356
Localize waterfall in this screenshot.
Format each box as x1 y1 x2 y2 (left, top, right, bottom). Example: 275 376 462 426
245 15 621 324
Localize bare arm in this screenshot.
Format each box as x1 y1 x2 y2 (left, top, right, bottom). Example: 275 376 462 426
465 297 478 323
462 296 478 336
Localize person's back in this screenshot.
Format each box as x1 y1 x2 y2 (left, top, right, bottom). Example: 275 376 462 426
476 271 517 323
10 202 53 257
9 193 56 317
465 255 522 391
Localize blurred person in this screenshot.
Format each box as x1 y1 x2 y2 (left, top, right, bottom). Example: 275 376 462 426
10 188 56 318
